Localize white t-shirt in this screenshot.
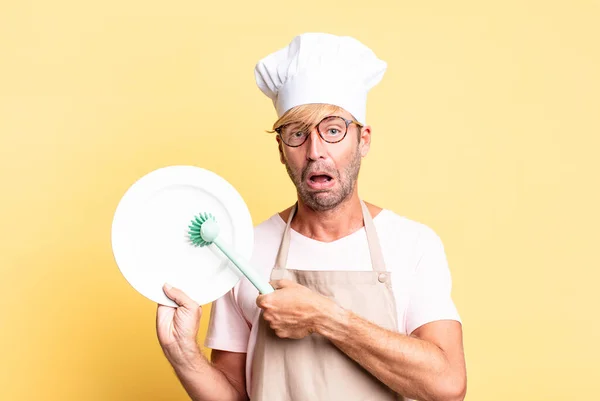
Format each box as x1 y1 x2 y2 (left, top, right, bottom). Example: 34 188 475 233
205 208 461 395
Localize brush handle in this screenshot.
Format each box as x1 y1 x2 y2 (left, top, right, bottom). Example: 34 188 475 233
212 237 274 294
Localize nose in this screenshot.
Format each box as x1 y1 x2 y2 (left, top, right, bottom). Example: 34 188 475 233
306 128 326 161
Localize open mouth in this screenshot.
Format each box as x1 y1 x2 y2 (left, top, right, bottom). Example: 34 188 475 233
309 173 333 183
306 172 335 189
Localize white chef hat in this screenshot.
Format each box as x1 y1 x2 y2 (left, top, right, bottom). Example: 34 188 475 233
254 32 387 125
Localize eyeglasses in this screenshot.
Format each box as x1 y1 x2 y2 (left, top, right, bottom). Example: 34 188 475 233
275 116 361 147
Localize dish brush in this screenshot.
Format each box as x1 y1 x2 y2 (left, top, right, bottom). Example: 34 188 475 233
188 213 274 294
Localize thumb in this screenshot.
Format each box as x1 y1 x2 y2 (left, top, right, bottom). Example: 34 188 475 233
163 283 198 309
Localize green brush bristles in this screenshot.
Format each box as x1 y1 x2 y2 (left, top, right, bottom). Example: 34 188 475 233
188 212 217 247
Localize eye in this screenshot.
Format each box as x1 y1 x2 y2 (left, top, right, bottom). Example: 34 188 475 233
319 117 346 137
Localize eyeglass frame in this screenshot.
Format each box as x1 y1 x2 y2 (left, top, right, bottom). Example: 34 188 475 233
274 115 363 147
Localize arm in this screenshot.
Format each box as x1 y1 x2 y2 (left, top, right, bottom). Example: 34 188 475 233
161 343 248 401
318 305 466 401
319 227 466 401
157 284 249 401
259 282 465 401
257 229 466 400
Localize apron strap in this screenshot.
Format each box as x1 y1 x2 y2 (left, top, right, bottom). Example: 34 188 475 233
360 200 386 272
274 200 386 272
274 202 297 269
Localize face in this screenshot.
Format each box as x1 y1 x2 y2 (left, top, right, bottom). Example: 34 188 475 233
278 110 372 212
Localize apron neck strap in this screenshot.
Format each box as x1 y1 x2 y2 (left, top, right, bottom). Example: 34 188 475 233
360 200 386 272
274 200 386 272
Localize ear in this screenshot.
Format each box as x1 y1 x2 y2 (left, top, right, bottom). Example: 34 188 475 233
276 135 285 164
359 125 372 157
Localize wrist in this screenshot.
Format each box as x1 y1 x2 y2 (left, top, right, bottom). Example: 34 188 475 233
315 300 351 341
162 340 203 371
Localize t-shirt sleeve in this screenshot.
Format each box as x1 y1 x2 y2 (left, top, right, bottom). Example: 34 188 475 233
204 285 250 352
405 227 462 335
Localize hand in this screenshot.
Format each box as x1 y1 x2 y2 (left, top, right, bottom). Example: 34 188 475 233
156 283 202 358
256 279 338 339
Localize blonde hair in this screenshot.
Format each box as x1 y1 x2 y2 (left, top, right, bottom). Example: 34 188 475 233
268 103 363 134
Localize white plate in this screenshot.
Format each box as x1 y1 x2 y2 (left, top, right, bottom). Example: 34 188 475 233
111 165 253 306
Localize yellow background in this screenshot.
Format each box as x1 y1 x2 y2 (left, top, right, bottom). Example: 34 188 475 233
1 0 598 400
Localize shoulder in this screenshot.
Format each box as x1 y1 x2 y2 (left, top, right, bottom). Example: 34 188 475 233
371 205 446 261
253 212 285 238
249 212 287 260
373 206 440 239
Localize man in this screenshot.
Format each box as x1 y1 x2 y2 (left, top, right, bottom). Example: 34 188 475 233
156 33 466 401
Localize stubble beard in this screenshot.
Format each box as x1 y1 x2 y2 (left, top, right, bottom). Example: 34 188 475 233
284 147 362 212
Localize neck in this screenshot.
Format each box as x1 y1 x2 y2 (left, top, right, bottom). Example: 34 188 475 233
291 189 365 243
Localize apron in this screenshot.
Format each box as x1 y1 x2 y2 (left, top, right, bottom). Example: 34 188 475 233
250 200 406 401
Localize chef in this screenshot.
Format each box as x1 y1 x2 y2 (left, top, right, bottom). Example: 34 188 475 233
156 32 466 401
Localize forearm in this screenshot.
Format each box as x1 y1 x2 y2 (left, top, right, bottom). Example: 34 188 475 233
162 343 246 401
318 307 461 401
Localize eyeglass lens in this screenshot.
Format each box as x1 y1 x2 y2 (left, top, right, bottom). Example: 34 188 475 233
280 116 348 146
